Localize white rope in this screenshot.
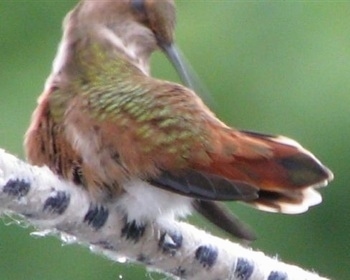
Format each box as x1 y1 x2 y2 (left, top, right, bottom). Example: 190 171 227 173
0 149 328 280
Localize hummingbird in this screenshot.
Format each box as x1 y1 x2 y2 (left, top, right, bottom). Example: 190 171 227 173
25 0 333 241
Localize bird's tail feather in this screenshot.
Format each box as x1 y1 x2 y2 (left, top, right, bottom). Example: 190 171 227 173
197 129 333 214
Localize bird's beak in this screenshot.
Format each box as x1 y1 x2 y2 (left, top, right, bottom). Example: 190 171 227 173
162 43 195 89
162 43 215 107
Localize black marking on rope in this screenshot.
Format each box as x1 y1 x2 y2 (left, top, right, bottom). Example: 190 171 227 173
172 266 187 278
83 204 109 230
92 240 115 251
3 179 30 197
22 213 35 218
268 271 288 280
195 245 218 268
43 191 70 215
137 254 147 263
137 254 153 265
235 258 254 280
121 218 146 242
159 230 183 255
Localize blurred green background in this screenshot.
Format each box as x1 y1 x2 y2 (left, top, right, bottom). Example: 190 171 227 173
1 1 349 279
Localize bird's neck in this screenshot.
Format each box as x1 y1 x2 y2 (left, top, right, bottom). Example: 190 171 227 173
54 27 153 74
46 12 157 91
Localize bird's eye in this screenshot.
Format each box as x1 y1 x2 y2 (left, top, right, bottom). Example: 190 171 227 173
131 0 146 15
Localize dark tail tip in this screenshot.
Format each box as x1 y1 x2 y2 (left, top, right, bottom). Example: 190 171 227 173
278 154 333 188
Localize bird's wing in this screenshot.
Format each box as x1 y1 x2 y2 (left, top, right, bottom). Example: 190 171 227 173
58 75 259 201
